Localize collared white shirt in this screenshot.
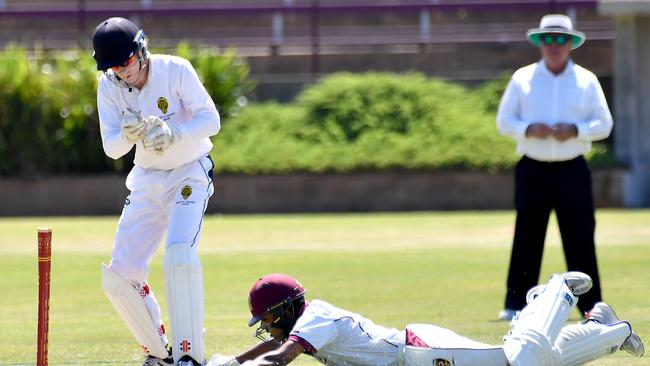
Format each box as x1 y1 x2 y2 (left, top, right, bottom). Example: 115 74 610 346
97 54 221 170
288 300 404 365
496 59 612 162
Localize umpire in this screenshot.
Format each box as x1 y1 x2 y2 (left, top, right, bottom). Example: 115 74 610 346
496 14 613 320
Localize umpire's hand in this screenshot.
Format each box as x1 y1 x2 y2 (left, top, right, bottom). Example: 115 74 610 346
525 123 553 139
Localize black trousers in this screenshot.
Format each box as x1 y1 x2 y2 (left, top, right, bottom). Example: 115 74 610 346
504 155 602 314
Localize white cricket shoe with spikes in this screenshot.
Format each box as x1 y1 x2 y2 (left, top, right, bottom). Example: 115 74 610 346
525 271 593 304
562 271 593 296
587 302 645 357
498 308 518 321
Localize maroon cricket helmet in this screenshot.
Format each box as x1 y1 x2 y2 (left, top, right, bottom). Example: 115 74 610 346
248 273 306 327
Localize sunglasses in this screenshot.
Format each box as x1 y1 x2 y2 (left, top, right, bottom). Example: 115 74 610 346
541 34 570 46
110 54 137 72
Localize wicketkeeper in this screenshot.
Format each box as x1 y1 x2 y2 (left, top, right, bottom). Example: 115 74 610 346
209 272 643 366
92 17 220 366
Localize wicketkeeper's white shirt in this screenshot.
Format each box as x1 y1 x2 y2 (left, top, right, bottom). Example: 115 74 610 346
97 54 221 170
496 59 612 162
288 300 405 365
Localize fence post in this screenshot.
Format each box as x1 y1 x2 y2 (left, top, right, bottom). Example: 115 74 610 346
77 0 86 48
310 0 320 77
272 12 283 54
419 8 431 49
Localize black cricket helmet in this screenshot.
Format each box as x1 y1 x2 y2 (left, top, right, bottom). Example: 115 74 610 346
92 17 147 71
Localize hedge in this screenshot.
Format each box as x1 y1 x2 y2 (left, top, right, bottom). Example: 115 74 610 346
0 46 614 176
212 72 614 174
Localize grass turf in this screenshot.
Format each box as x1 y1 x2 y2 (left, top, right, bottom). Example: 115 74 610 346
0 210 648 365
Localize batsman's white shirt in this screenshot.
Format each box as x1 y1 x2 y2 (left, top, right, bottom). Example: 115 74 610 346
288 300 405 365
97 54 221 170
496 59 612 162
96 54 220 282
287 300 508 366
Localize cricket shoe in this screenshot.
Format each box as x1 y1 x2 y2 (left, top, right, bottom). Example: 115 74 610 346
498 308 518 321
562 271 593 296
587 302 645 357
525 271 593 304
177 355 205 366
142 354 174 366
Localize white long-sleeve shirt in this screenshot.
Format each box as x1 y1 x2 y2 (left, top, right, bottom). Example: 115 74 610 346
496 59 612 162
97 54 221 170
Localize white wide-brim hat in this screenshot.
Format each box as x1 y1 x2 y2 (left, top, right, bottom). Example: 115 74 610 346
526 14 586 50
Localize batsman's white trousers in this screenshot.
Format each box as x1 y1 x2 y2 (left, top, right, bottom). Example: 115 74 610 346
109 155 214 283
401 324 507 366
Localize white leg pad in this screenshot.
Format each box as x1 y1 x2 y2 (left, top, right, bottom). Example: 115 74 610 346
555 321 631 366
504 274 576 365
503 328 561 366
101 264 169 359
514 274 576 341
164 244 205 363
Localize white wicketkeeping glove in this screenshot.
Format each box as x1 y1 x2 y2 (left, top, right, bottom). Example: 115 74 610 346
120 110 148 143
207 354 241 366
142 116 184 153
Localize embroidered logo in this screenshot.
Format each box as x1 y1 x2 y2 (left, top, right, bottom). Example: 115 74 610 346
181 185 192 200
434 359 452 366
157 96 169 114
139 283 150 298
180 340 191 352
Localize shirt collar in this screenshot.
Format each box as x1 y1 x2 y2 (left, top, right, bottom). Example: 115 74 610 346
139 56 154 91
537 58 574 77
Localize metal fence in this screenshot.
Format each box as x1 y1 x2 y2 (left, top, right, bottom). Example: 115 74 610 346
0 1 611 77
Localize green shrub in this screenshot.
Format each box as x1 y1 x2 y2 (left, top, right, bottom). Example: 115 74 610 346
213 102 312 173
0 45 254 176
215 73 519 173
0 46 111 175
0 47 615 177
174 43 254 119
472 72 511 114
214 72 614 174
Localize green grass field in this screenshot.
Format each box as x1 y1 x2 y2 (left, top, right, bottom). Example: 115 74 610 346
1 210 648 365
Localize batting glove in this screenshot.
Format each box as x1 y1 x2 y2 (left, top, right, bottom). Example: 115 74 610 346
120 110 148 143
142 116 185 153
207 354 241 366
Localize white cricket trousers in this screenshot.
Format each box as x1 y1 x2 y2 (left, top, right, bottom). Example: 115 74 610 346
109 155 214 283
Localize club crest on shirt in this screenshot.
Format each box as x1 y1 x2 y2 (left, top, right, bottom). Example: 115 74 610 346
181 185 192 200
434 359 452 366
157 96 169 114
